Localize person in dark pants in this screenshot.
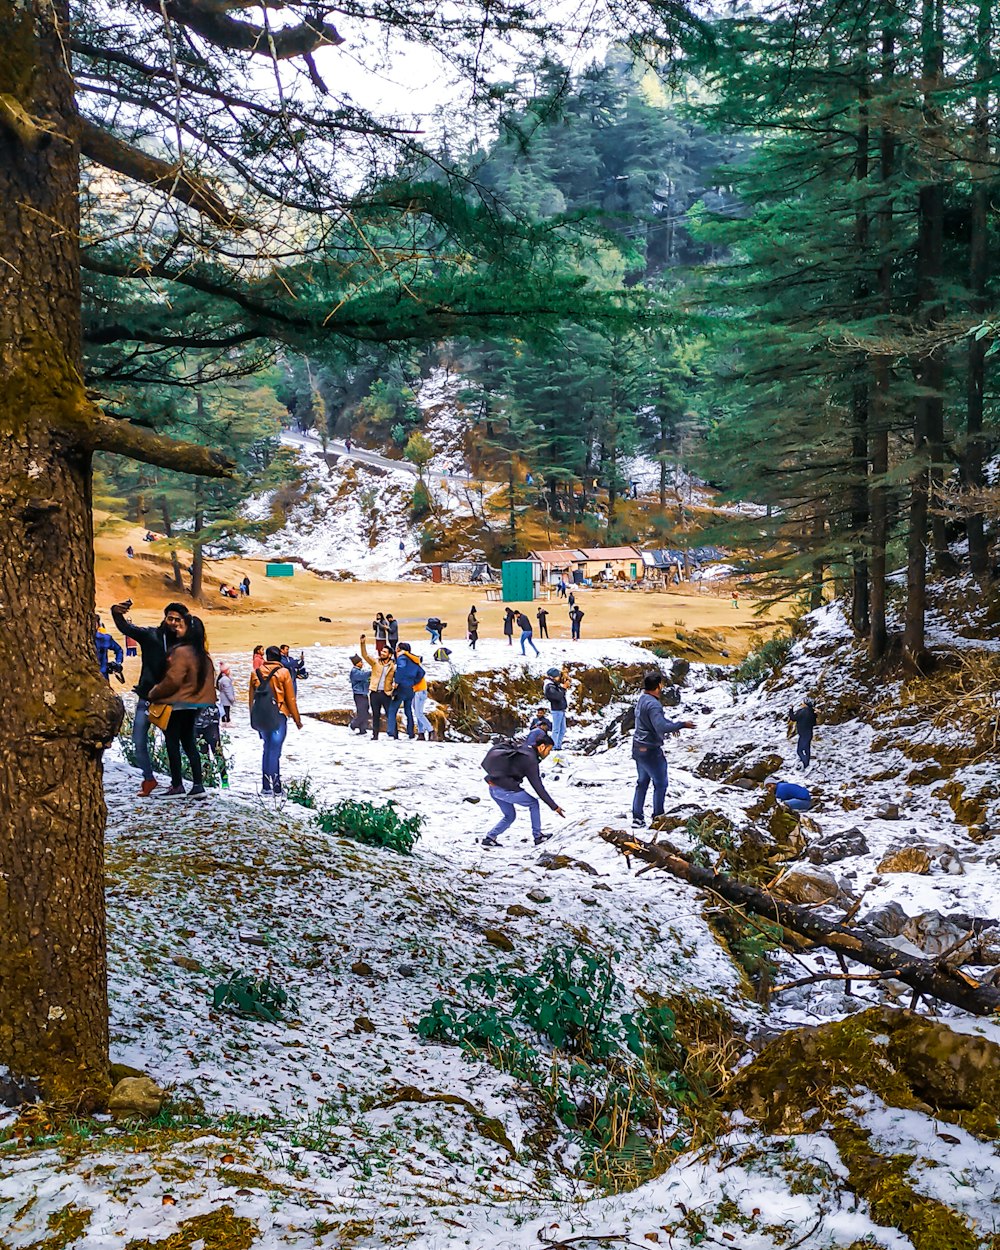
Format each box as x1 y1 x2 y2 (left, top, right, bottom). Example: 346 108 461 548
631 671 694 828
387 642 422 739
360 634 395 740
517 610 539 656
570 604 584 640
467 606 479 650
788 699 817 769
112 599 186 796
147 614 217 800
95 618 123 678
386 614 400 649
349 653 370 734
503 607 516 646
481 735 565 848
536 607 549 638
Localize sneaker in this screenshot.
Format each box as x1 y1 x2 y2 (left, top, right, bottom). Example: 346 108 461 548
160 785 186 798
221 778 230 789
261 777 272 794
188 785 208 800
138 778 158 798
631 816 645 829
481 837 500 849
533 832 553 846
273 780 283 796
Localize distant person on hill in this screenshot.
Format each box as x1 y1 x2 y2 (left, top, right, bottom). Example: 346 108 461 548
111 599 187 796
767 780 812 813
252 644 265 671
517 609 539 656
536 606 549 639
348 653 370 734
544 667 569 750
125 545 134 559
631 671 695 829
94 618 123 680
386 613 399 648
503 606 516 647
373 613 389 645
216 662 236 723
248 646 302 794
360 633 395 740
148 614 217 800
480 734 564 849
569 604 584 641
467 606 479 650
732 590 739 609
242 576 251 597
387 641 423 740
788 699 817 769
344 436 352 452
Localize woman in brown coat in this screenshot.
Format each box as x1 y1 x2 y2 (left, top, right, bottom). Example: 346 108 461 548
148 614 216 799
248 645 302 794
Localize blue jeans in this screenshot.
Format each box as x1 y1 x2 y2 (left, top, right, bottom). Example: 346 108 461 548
550 709 566 749
260 715 288 779
133 698 154 780
412 689 433 735
388 685 415 737
427 628 441 644
486 786 541 841
783 797 812 813
632 747 668 820
796 736 812 767
520 630 539 656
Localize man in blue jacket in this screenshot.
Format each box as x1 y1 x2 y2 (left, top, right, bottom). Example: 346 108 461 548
94 618 124 679
632 671 694 828
387 641 423 739
788 699 817 769
767 781 812 812
348 653 370 734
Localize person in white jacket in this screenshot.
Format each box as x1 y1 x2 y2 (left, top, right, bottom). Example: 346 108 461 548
216 662 237 723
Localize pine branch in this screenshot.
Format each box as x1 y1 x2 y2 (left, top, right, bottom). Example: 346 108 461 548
136 0 343 57
92 414 235 478
0 93 60 149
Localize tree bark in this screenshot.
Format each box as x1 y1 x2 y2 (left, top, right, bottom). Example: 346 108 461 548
599 829 1000 1016
0 0 121 1108
851 51 871 638
160 501 185 591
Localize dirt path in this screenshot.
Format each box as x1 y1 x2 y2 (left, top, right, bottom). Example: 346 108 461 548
95 513 787 661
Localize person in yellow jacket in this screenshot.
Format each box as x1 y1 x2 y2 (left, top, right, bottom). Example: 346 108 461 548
248 646 302 794
397 644 435 741
360 633 395 740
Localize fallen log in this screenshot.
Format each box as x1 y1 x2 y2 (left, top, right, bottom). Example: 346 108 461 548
600 827 1000 1017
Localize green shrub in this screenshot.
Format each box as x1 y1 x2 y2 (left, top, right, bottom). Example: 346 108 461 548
315 798 422 854
212 973 288 1023
410 480 432 521
118 710 232 788
284 776 317 809
730 634 792 693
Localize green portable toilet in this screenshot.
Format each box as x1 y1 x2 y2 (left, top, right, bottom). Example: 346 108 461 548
265 562 295 577
502 560 534 602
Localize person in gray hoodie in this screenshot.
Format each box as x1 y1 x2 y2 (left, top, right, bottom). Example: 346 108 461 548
348 653 370 734
632 671 694 828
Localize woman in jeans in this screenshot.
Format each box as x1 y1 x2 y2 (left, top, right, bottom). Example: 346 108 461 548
248 645 302 794
148 614 216 799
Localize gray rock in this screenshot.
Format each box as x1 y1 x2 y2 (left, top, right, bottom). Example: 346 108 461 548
902 912 974 961
526 889 551 904
860 901 909 939
938 850 965 875
874 803 901 821
108 1076 167 1121
806 828 870 865
772 866 840 905
397 964 418 978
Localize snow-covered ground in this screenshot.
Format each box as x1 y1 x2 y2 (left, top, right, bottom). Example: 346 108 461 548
4 612 1000 1247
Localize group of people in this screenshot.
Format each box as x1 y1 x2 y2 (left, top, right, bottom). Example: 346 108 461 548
220 576 251 600
349 632 434 740
501 602 584 651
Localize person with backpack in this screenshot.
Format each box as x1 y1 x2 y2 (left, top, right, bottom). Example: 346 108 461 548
631 671 695 828
387 641 423 740
360 633 395 740
570 604 584 640
216 662 236 723
467 606 479 650
502 607 516 646
788 699 817 769
349 653 370 734
398 644 434 740
111 599 187 796
517 610 539 657
248 645 302 795
480 734 564 848
147 614 218 800
536 606 549 639
544 667 569 749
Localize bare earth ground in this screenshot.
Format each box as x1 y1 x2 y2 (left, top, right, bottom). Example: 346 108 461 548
95 513 786 661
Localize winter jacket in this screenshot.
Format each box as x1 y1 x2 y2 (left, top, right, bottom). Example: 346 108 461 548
516 613 532 632
360 638 395 693
387 619 399 646
350 664 370 696
216 674 236 708
95 629 123 677
252 652 265 671
393 652 425 691
503 612 515 636
544 680 568 712
482 743 558 810
111 607 169 698
775 782 810 804
397 651 427 692
467 611 478 635
149 644 217 706
632 691 686 755
248 661 302 727
789 704 817 740
372 617 389 642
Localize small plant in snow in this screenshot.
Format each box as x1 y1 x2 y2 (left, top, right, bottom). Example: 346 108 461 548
212 973 289 1023
315 798 422 855
283 776 318 809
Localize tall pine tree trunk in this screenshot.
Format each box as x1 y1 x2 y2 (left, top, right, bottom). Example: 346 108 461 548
851 50 872 637
161 501 184 591
0 0 120 1106
965 0 992 578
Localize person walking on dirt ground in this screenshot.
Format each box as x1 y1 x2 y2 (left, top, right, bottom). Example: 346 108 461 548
517 609 539 656
536 606 549 638
631 671 695 829
544 667 569 749
148 614 217 800
503 606 516 646
732 590 739 609
248 645 303 795
195 703 230 788
480 734 565 848
788 699 817 769
467 606 479 650
216 662 236 723
570 604 584 640
767 780 812 812
349 653 370 734
111 599 186 796
557 578 568 599
360 633 395 740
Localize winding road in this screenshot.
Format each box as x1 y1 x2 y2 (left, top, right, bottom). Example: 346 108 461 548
281 429 491 488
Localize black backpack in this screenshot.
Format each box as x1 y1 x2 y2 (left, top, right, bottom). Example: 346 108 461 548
250 667 283 733
482 741 523 774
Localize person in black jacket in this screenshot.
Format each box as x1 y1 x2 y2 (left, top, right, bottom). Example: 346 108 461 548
544 667 569 749
788 699 817 769
111 599 188 796
386 614 400 648
480 736 565 848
